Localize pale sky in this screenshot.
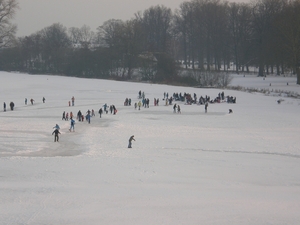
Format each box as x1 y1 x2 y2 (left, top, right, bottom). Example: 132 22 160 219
13 0 247 37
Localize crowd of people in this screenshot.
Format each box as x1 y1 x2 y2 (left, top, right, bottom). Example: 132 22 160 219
169 91 236 105
3 90 235 145
3 95 49 112
124 98 132 106
54 97 117 141
135 90 236 115
135 91 153 110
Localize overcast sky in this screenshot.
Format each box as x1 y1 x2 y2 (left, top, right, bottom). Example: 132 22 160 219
12 0 248 37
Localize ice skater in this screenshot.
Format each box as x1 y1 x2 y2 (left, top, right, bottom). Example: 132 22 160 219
98 108 103 118
86 110 91 124
10 102 14 111
62 111 66 120
52 128 61 142
173 103 177 113
177 105 181 114
71 96 75 106
128 135 135 148
53 124 60 130
103 103 108 113
69 118 75 132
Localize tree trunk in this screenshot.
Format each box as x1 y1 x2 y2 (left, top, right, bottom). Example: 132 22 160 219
281 63 284 74
258 63 264 76
296 67 300 85
276 64 280 75
271 65 274 74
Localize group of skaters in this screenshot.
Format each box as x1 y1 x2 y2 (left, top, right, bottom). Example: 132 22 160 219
124 98 132 106
68 96 75 107
62 109 96 123
164 97 174 106
134 101 142 110
25 97 41 105
173 103 181 113
227 96 237 103
138 91 236 114
135 90 151 110
141 98 150 108
3 102 15 111
98 103 117 116
162 91 236 113
138 90 145 99
136 90 180 112
59 96 118 135
25 98 35 105
52 118 75 142
60 102 117 131
54 97 77 141
3 90 234 145
171 91 236 105
3 96 47 112
62 111 71 121
135 90 217 113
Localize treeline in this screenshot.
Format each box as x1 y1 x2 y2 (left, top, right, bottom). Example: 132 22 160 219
0 0 299 84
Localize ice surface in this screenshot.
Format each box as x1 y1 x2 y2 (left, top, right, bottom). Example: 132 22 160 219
1 71 300 225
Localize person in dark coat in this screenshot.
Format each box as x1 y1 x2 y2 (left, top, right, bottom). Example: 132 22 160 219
71 96 75 106
113 105 117 115
77 110 82 121
62 111 66 120
3 102 6 112
52 128 61 142
173 103 177 113
99 108 103 118
10 102 14 111
128 135 135 148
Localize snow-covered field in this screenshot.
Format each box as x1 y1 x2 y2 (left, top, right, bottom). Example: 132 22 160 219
1 71 300 225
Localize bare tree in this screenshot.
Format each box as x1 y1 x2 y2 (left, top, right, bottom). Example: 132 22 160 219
139 5 173 54
39 23 71 73
251 0 286 76
97 19 124 48
97 19 125 77
80 25 95 47
68 27 82 44
119 19 145 79
174 1 198 69
275 0 300 84
228 2 252 73
18 33 42 72
0 0 19 48
69 25 96 48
